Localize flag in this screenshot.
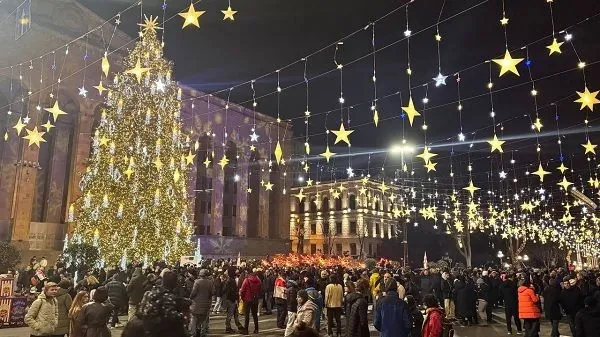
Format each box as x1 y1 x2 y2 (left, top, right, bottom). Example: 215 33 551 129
423 251 428 269
236 252 241 267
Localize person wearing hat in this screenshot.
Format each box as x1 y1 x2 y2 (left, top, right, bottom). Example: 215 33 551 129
560 278 584 337
81 286 114 337
189 269 214 337
518 277 541 337
25 282 59 337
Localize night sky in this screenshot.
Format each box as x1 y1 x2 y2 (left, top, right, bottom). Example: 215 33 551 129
81 0 600 264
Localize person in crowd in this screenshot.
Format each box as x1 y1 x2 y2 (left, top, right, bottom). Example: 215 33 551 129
542 278 562 337
440 271 455 320
222 272 244 333
575 296 600 337
374 280 412 337
68 291 89 337
126 267 146 321
561 278 584 337
81 286 114 337
263 269 276 315
500 273 522 334
369 269 381 306
406 295 424 337
420 269 434 300
422 294 445 337
476 277 490 325
294 289 318 330
105 274 127 328
454 274 472 326
189 269 213 337
518 277 541 337
325 274 343 337
488 271 501 311
54 279 73 337
25 282 60 337
293 321 319 337
240 269 262 335
480 270 494 323
345 278 369 337
304 277 323 332
284 275 300 337
212 270 223 314
274 270 288 329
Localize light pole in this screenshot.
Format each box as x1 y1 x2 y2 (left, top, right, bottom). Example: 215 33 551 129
497 250 504 266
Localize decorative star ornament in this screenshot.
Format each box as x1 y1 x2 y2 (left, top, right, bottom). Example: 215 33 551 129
274 141 283 164
179 3 205 28
99 135 110 146
94 81 107 95
546 38 564 55
500 16 509 25
492 49 524 76
306 178 313 186
499 170 507 179
153 157 163 170
532 163 551 182
101 55 110 77
533 118 543 132
44 100 67 122
575 87 600 111
23 126 46 148
417 147 437 164
425 161 437 172
361 176 369 185
249 145 256 152
320 145 336 163
346 167 355 178
557 162 568 174
125 59 150 83
138 15 161 34
13 117 26 135
41 120 54 131
332 123 354 146
221 6 237 20
488 134 505 153
582 139 597 155
463 180 480 197
218 155 229 169
295 188 306 202
401 97 421 126
433 73 448 87
373 109 379 127
247 188 252 193
78 86 88 98
380 182 389 194
264 181 274 191
249 131 259 142
332 190 341 199
557 176 573 191
185 151 196 165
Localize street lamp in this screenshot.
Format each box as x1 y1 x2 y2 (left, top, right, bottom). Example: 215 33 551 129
523 254 529 262
497 251 504 265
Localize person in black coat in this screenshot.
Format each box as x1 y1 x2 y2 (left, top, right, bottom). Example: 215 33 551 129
345 279 369 337
454 275 474 326
500 274 522 334
105 274 128 327
543 278 563 337
406 295 424 337
575 296 600 337
561 278 585 337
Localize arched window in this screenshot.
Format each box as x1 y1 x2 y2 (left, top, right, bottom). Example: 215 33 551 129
374 201 379 211
298 200 305 213
310 198 317 213
349 194 357 210
322 197 330 212
335 197 342 211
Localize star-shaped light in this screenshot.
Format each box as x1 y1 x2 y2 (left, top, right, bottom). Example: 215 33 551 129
546 38 564 55
533 118 543 132
125 59 150 83
23 126 46 148
94 81 107 95
532 163 551 182
499 170 507 179
575 87 600 111
218 155 229 169
380 182 389 194
274 141 283 164
249 145 256 152
332 190 341 199
99 135 110 146
346 167 355 178
295 188 306 202
320 145 336 163
247 188 253 193
306 178 314 186
23 116 30 124
488 134 505 153
41 120 54 131
138 15 161 34
101 55 110 77
264 181 274 191
221 6 237 20
401 97 421 126
359 186 367 195
425 161 437 172
373 109 379 127
185 151 196 165
78 86 88 97
463 180 480 197
500 16 509 25
44 100 67 122
303 163 310 173
417 147 437 164
582 139 597 155
249 131 259 142
153 157 163 170
179 3 205 28
332 123 354 146
557 162 568 174
124 166 134 179
492 49 524 76
433 73 448 87
557 176 573 191
13 117 26 135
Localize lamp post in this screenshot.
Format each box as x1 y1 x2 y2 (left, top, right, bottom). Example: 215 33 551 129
497 250 504 266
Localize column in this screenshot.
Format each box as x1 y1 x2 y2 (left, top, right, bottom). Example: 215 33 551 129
258 169 270 238
236 154 249 237
210 166 224 235
0 122 20 240
44 126 71 223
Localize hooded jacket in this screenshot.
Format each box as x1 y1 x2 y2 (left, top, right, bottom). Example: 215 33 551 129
54 287 72 335
24 292 58 336
240 274 262 303
345 292 369 337
294 299 318 330
374 290 412 337
127 268 146 305
518 285 541 319
422 307 444 337
286 280 299 313
189 277 214 315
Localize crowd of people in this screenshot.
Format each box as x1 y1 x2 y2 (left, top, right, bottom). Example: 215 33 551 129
7 255 600 337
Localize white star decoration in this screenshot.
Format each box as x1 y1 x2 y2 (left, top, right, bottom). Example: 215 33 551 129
499 170 507 179
433 73 448 87
250 131 259 142
78 86 88 98
346 167 354 178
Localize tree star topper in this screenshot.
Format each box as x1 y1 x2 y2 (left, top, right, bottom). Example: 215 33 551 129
332 123 354 146
575 87 600 111
401 97 421 126
138 15 162 34
492 49 524 76
179 3 205 29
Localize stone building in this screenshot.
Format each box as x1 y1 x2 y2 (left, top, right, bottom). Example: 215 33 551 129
0 0 292 260
289 179 403 258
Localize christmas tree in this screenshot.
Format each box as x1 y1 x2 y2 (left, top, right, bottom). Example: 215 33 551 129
70 16 192 264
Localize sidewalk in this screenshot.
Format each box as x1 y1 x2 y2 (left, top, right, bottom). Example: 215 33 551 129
490 307 572 337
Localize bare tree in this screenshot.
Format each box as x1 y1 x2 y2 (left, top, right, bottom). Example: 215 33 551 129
507 236 527 264
294 223 305 254
357 223 368 258
321 221 336 256
453 231 473 268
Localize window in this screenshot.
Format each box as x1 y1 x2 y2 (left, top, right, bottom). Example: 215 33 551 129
375 223 380 236
322 198 330 212
375 201 380 210
350 243 357 256
350 221 357 235
224 203 230 216
232 205 237 217
310 244 317 254
336 244 343 255
15 0 31 40
207 201 212 214
335 198 342 211
310 199 317 213
322 222 330 235
336 222 342 235
349 195 357 210
310 223 317 235
298 200 305 213
199 201 206 214
383 226 388 238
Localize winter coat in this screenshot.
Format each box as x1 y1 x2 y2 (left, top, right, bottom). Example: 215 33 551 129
409 307 424 337
286 280 299 313
106 279 127 307
518 286 541 319
374 290 412 337
489 277 501 303
454 279 472 318
82 302 114 337
324 283 343 308
420 275 434 296
264 274 276 293
477 280 490 302
575 307 600 337
500 279 518 312
69 308 85 337
542 285 562 320
294 299 318 330
240 275 262 303
55 288 73 335
422 307 444 337
189 277 214 315
345 292 369 337
24 292 58 336
222 277 238 302
126 268 146 305
274 276 287 305
561 286 584 316
440 278 454 300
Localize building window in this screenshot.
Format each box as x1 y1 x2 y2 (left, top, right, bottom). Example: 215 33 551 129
200 201 206 214
322 197 330 212
349 221 357 234
224 203 230 216
383 226 388 238
207 201 212 214
349 194 357 210
336 222 342 235
310 199 317 213
375 201 380 210
336 244 343 255
15 0 31 40
310 223 316 235
335 198 342 211
232 205 237 217
310 244 317 254
350 243 357 256
298 200 305 213
375 223 380 236
322 222 330 235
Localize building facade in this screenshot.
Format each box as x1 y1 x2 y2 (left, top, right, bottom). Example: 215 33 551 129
290 179 403 258
0 0 292 259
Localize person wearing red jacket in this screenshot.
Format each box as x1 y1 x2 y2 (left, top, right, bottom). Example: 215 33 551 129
273 271 288 329
422 294 445 337
239 269 262 335
518 277 541 337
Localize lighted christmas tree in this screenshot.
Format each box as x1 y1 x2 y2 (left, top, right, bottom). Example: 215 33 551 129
70 16 193 264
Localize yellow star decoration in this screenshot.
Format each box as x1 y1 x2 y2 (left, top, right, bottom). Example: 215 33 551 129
274 141 283 164
41 120 54 131
23 126 46 148
138 15 161 34
332 123 354 146
306 178 314 186
101 55 110 77
247 188 252 193
532 163 551 182
221 6 237 20
201 157 210 168
94 81 107 95
575 87 600 111
218 155 229 169
320 145 336 163
401 97 421 126
99 135 110 146
380 182 389 194
393 208 402 218
425 161 437 172
303 163 310 173
492 49 524 76
557 176 573 191
463 180 480 197
557 162 568 174
361 176 369 185
125 59 150 83
153 157 163 170
264 181 274 191
332 190 341 199
533 118 543 132
185 151 196 165
179 3 205 29
173 168 181 183
546 38 564 55
359 186 367 195
500 16 509 25
249 144 256 152
44 100 67 122
520 201 536 213
417 147 437 164
295 188 306 202
488 134 505 153
13 117 26 135
124 166 134 179
373 109 379 127
582 139 597 155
